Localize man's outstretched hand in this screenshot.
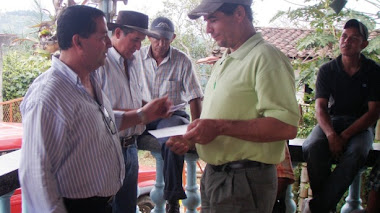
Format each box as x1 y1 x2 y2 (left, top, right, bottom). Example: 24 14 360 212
142 95 172 123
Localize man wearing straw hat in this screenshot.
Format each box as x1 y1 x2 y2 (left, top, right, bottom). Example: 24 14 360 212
96 11 171 213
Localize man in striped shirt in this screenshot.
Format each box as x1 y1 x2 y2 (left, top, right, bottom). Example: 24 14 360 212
131 17 203 213
20 6 171 213
96 11 173 213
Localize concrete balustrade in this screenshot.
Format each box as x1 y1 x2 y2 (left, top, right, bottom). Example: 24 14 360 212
137 134 201 213
1 139 379 213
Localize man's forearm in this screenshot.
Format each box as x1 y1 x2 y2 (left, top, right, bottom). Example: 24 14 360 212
316 108 335 137
316 99 336 137
215 117 297 142
119 109 143 130
189 98 202 121
341 102 380 140
113 108 134 112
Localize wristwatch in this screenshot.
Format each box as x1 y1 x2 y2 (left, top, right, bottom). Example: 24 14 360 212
136 108 147 124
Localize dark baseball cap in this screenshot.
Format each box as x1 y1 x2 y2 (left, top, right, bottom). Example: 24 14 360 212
343 19 369 41
188 0 253 20
150 17 175 40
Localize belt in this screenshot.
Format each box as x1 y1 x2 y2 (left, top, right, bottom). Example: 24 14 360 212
120 135 137 148
209 160 268 172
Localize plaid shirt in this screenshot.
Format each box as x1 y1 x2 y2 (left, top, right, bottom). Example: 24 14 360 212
131 46 203 108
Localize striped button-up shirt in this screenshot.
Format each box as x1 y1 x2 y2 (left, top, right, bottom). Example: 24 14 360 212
20 57 125 213
131 46 203 108
96 47 145 136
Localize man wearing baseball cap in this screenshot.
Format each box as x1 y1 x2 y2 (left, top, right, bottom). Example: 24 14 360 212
302 19 380 213
132 16 203 213
95 11 172 213
166 0 300 212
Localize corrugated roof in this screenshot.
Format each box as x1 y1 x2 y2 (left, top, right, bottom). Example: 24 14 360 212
198 27 380 63
257 27 379 59
257 27 315 58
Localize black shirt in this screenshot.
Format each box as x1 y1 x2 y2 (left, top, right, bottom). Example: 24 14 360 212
315 54 380 118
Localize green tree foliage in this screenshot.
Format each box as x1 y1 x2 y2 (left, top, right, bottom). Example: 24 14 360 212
272 1 379 210
275 0 379 89
2 45 51 101
272 0 379 137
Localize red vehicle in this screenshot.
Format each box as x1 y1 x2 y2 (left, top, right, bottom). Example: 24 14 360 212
0 122 156 213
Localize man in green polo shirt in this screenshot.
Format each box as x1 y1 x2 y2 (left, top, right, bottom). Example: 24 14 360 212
166 0 300 212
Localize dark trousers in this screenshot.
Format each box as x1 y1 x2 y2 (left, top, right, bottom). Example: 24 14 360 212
63 196 111 213
201 163 277 213
112 145 138 213
302 116 373 212
146 110 190 201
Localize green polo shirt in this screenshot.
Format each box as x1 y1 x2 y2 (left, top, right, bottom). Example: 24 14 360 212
196 33 300 165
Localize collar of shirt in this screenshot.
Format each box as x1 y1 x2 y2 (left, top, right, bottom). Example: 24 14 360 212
52 56 104 106
52 56 81 86
337 53 370 76
108 47 135 69
144 45 173 62
224 32 264 61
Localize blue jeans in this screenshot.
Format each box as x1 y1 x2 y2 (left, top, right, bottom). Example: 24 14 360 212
112 144 139 213
302 116 374 213
146 110 190 201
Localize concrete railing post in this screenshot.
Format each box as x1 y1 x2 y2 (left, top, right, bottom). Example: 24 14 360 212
341 170 364 213
285 184 297 213
182 153 200 213
150 151 165 213
0 190 14 213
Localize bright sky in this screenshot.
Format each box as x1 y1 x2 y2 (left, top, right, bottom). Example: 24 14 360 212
0 0 377 27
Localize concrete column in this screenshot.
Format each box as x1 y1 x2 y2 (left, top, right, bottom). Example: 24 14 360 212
150 151 165 213
182 153 200 213
341 170 364 213
0 190 14 213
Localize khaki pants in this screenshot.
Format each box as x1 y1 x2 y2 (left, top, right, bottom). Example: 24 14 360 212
200 163 277 213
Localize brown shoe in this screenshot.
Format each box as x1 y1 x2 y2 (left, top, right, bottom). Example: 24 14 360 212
166 200 180 213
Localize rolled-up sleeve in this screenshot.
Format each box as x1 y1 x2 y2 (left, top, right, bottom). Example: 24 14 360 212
255 53 300 127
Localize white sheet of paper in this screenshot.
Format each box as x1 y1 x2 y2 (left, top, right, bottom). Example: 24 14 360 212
148 124 188 138
169 102 186 112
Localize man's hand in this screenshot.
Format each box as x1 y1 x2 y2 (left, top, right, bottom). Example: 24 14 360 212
327 132 347 159
183 119 220 145
166 136 193 155
142 96 172 123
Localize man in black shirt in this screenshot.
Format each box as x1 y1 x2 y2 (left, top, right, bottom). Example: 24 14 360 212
302 19 380 213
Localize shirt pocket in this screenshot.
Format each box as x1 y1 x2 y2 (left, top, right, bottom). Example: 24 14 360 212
160 80 181 101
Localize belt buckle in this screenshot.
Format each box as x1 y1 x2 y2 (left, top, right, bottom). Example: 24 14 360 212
221 164 231 172
121 136 135 148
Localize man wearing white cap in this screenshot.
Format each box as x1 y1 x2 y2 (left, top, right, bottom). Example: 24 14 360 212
166 1 300 212
132 16 203 213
